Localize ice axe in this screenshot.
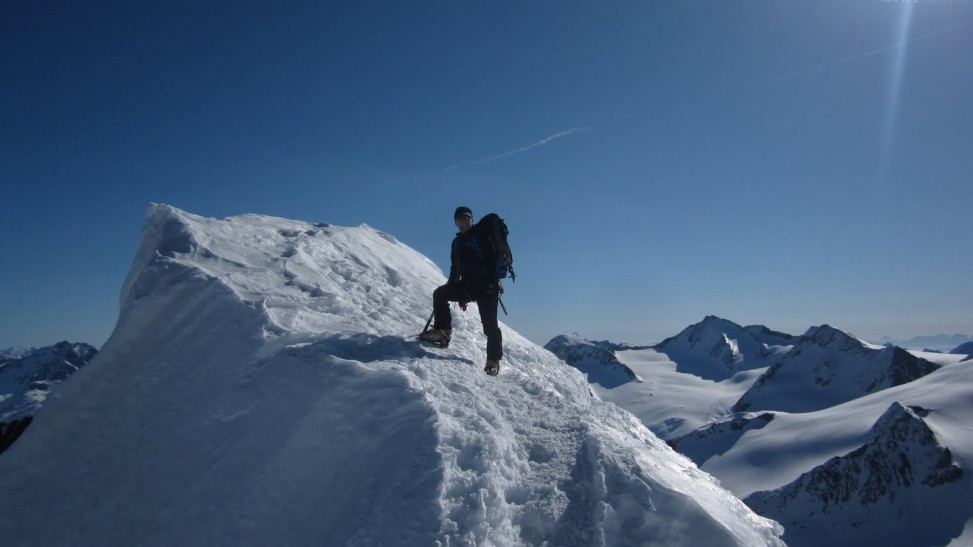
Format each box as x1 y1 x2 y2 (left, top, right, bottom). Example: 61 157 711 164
420 309 434 335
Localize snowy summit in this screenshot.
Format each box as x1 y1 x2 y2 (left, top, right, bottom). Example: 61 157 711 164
0 205 783 546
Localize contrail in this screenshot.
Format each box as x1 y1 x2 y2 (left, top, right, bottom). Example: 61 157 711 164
442 127 589 172
368 126 590 190
774 19 972 81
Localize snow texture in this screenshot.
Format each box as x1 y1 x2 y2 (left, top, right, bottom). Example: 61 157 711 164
0 205 783 547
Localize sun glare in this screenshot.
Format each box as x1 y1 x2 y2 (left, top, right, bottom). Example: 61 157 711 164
881 1 915 180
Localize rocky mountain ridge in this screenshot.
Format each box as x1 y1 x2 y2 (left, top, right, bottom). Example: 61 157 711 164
734 325 940 414
746 402 966 547
0 341 97 454
543 334 640 388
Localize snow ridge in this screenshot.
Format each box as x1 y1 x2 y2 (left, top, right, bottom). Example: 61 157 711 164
0 205 783 546
668 412 777 465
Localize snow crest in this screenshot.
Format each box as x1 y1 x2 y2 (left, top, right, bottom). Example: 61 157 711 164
0 205 783 546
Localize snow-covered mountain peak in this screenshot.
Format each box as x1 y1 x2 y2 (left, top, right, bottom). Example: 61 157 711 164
951 341 973 358
0 341 97 423
800 324 880 353
676 315 742 346
872 401 928 436
0 205 783 546
698 314 738 330
734 333 940 414
121 203 440 344
746 399 965 546
546 332 592 347
543 334 639 388
655 316 794 380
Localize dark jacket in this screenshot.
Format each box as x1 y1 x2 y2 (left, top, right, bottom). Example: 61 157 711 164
449 226 498 292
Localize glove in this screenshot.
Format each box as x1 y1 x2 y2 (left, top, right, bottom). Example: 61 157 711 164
459 301 468 311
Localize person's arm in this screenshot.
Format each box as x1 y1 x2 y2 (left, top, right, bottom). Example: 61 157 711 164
448 237 460 283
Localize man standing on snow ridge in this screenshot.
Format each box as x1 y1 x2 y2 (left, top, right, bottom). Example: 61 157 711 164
419 206 503 376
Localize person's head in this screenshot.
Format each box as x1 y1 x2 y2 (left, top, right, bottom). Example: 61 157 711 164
454 206 473 232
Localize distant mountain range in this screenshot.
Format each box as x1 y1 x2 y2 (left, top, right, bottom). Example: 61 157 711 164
733 325 939 414
876 332 973 352
548 317 973 547
0 342 97 454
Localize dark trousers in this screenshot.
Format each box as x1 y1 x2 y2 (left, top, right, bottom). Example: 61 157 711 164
432 282 502 361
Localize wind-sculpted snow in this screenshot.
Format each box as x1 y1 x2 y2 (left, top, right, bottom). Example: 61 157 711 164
0 205 783 546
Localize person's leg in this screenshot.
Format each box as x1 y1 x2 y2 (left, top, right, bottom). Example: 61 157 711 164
478 294 503 361
432 283 467 330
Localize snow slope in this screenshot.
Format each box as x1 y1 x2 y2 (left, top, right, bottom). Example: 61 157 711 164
569 341 764 439
0 205 783 547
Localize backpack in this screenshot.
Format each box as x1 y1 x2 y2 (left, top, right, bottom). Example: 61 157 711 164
472 213 516 281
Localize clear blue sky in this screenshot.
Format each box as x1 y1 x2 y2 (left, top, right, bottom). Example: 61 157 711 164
2 0 971 349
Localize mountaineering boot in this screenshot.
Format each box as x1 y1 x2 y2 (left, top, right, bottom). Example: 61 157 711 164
419 328 451 347
484 360 500 376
